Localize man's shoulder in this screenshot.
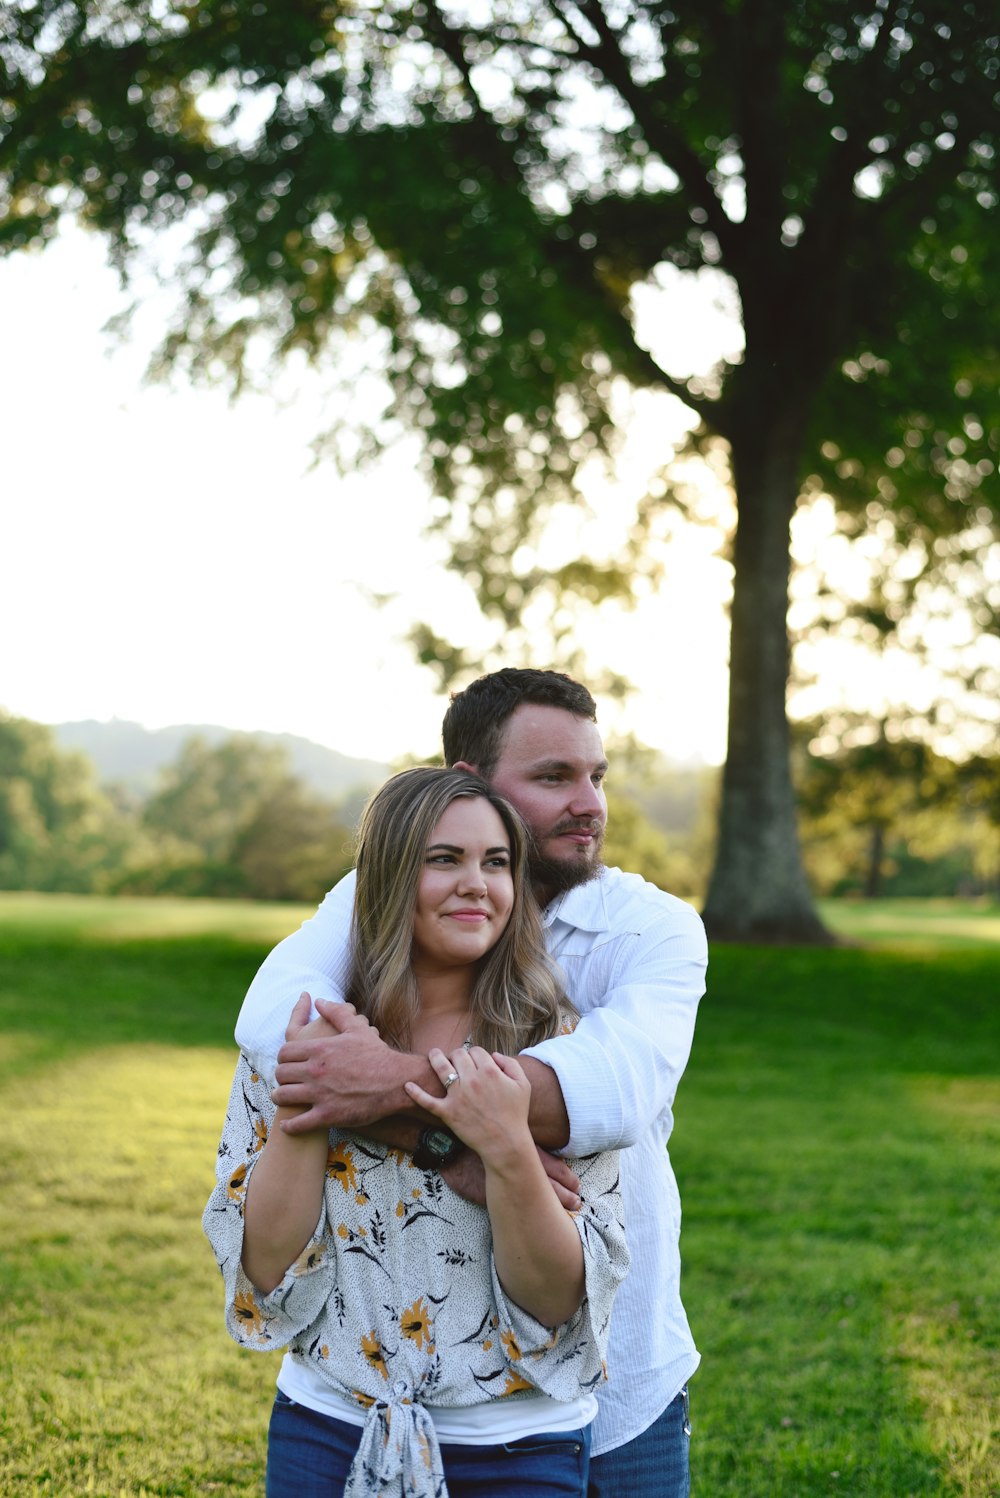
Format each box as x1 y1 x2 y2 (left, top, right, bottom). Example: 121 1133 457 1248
597 865 706 937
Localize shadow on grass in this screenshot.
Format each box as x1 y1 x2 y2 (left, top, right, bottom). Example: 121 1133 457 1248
0 936 269 1079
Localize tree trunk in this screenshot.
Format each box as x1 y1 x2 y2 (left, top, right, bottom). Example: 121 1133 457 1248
863 823 885 899
702 415 833 943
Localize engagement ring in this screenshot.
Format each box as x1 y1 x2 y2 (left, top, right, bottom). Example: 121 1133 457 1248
443 1071 459 1089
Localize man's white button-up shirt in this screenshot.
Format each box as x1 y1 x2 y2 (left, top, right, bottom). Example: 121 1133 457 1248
522 867 706 1454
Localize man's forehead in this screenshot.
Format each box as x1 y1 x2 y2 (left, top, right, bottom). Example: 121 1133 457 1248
497 704 606 766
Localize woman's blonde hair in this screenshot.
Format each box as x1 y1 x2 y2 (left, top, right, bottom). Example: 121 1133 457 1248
347 767 571 1054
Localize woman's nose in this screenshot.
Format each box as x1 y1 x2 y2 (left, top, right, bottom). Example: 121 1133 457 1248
458 863 487 894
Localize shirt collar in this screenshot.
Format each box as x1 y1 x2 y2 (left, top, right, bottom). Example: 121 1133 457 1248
540 866 610 934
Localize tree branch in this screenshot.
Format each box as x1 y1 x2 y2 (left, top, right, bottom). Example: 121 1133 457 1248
545 0 740 260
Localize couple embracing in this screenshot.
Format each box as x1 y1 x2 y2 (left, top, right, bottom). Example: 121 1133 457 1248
204 668 707 1497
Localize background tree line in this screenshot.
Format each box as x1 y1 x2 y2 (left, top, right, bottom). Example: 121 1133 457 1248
0 712 356 902
1 708 996 905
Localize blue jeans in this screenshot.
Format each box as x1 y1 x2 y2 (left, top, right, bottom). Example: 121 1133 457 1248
266 1389 591 1496
587 1387 691 1498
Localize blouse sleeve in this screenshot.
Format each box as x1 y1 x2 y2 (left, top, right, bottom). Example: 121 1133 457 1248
201 1053 338 1352
488 1146 629 1400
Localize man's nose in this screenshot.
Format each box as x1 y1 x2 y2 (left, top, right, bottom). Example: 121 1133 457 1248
569 779 605 820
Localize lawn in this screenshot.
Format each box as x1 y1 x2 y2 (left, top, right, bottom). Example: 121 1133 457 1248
1 893 997 1496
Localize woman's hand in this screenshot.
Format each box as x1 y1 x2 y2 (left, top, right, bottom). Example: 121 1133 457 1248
408 1045 587 1326
405 1045 532 1168
284 992 369 1046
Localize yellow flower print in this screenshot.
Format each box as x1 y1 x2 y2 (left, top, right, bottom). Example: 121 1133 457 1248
326 1142 359 1193
232 1289 265 1337
500 1328 522 1361
226 1163 248 1202
502 1370 534 1396
252 1116 268 1152
399 1297 433 1352
360 1330 389 1380
482 1338 493 1352
291 1243 324 1275
396 1202 406 1217
352 1390 376 1409
337 1223 350 1239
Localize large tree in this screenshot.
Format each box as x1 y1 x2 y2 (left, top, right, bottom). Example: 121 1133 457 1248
4 1 998 938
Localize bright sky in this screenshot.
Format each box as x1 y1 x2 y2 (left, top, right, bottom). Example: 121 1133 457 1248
2 225 738 766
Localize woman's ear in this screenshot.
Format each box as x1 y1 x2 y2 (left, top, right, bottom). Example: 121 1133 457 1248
451 760 480 776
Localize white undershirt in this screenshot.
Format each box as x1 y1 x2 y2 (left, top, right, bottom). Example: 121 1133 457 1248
278 1353 597 1444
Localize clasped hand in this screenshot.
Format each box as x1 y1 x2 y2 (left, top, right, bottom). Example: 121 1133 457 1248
272 993 393 1131
273 994 581 1209
405 1046 532 1169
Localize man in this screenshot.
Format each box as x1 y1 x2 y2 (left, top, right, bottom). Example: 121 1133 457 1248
235 668 707 1497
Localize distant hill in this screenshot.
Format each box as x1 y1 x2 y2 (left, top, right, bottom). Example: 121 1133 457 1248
52 719 391 801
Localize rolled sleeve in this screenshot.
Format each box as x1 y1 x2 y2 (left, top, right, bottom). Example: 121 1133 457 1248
202 1055 336 1350
488 1147 629 1397
523 895 706 1156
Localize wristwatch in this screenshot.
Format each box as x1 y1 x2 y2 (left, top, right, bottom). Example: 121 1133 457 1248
412 1125 464 1171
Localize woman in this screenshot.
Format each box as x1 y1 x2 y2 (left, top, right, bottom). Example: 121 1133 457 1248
203 768 628 1497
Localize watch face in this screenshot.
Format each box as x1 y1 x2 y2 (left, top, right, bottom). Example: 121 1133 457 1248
413 1125 462 1171
425 1127 454 1156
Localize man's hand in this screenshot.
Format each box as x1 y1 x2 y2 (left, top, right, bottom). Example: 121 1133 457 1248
273 996 436 1134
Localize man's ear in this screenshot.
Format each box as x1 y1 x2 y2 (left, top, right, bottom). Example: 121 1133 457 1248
451 760 479 776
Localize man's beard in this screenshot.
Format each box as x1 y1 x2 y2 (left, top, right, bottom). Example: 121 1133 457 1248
527 821 605 897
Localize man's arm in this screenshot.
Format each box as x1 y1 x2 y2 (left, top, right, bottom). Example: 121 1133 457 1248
272 997 442 1126
273 1002 566 1141
273 999 581 1207
521 897 708 1157
234 870 358 1086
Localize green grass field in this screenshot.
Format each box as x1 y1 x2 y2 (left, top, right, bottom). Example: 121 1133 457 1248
1 893 997 1496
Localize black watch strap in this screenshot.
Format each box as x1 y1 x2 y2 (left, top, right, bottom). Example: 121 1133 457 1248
412 1125 464 1171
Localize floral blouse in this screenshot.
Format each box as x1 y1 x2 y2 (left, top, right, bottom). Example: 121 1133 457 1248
203 1052 629 1497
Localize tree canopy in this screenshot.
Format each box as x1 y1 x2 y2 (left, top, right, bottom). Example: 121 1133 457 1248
4 0 998 937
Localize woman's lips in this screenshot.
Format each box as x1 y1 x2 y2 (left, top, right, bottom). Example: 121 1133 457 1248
446 909 489 922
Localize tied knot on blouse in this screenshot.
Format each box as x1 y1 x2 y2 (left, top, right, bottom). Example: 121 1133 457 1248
345 1377 447 1498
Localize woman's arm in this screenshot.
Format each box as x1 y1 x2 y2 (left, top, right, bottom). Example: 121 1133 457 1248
240 1011 337 1293
406 1046 584 1327
241 1105 329 1293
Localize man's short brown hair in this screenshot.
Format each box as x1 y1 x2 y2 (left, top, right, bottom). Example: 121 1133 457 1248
441 668 597 777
